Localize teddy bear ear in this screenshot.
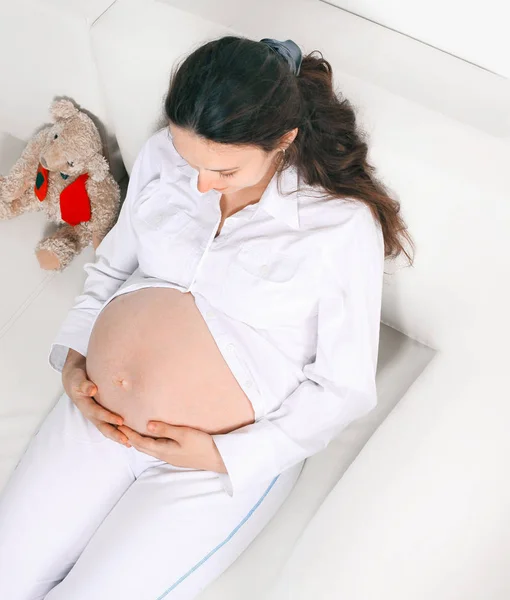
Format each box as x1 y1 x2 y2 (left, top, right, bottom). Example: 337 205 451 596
86 154 109 182
50 99 79 121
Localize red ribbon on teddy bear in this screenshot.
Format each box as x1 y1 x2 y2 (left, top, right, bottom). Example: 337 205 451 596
34 163 91 226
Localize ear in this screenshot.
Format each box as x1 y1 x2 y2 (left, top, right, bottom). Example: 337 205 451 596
50 99 79 121
86 154 109 182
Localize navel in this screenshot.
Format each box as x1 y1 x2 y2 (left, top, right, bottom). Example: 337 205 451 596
113 374 132 391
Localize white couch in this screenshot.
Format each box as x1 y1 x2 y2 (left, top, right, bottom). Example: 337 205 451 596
0 1 509 598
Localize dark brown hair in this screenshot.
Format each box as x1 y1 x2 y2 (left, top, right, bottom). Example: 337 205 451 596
165 35 414 265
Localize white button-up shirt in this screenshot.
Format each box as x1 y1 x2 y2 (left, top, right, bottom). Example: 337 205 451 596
49 127 385 497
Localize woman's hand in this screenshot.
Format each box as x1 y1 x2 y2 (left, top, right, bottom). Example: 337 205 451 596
118 421 228 473
62 349 131 447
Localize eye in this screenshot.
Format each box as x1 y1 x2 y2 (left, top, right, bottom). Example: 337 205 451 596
67 161 74 167
220 172 235 179
53 134 58 140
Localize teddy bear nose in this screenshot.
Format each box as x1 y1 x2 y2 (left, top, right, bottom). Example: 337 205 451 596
40 157 48 169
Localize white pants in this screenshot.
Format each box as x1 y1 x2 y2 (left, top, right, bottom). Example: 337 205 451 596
0 392 304 600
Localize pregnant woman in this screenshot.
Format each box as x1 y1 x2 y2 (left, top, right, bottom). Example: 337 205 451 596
0 36 413 599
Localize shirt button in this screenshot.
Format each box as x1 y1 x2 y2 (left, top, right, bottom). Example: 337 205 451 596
245 380 253 388
260 264 269 275
206 310 215 318
227 343 235 350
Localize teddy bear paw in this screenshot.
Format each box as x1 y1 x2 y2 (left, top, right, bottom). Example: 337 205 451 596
36 249 62 271
0 201 9 220
0 177 9 204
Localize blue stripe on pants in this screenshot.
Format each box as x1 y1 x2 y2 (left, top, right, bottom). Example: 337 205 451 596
156 475 281 599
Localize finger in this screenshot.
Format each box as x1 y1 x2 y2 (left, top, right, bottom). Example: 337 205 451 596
146 421 183 441
146 421 166 435
68 367 96 397
144 424 180 448
81 396 124 426
71 375 125 425
78 379 98 397
118 426 163 452
95 421 131 446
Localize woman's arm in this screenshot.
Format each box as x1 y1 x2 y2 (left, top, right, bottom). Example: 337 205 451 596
48 134 163 374
212 204 386 497
64 348 87 367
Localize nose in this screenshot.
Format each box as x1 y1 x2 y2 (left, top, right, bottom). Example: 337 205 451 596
196 173 220 194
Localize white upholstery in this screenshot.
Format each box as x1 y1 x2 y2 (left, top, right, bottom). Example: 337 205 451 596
90 0 233 173
1 0 509 598
0 0 125 180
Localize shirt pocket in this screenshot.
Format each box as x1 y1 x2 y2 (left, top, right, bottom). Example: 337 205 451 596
134 197 194 235
223 242 320 327
132 188 197 283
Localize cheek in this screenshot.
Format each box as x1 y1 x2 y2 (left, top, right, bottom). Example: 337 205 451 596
218 160 268 191
236 166 267 188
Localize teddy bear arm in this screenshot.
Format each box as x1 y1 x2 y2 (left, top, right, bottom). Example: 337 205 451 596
11 188 42 217
1 128 49 202
0 187 42 221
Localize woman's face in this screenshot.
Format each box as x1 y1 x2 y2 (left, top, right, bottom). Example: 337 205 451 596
168 123 286 195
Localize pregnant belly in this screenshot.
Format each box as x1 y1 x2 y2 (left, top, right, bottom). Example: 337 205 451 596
85 287 256 437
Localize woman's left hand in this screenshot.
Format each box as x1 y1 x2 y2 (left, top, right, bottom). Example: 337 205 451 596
117 421 228 473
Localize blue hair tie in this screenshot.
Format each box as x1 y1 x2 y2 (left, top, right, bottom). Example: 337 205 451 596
260 38 303 76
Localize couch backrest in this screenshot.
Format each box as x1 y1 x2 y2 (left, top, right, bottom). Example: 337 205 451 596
0 0 127 181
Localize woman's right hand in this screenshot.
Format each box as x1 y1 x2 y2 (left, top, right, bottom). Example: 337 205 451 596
62 349 131 447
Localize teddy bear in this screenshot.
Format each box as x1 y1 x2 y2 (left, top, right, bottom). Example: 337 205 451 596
0 98 121 271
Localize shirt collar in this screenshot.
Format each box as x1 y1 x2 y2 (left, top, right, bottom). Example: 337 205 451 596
174 160 301 230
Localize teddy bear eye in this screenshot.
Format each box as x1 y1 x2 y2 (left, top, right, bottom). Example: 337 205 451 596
54 134 58 140
67 161 74 167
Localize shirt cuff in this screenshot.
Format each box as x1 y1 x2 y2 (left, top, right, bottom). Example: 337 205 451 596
211 417 303 498
216 472 234 497
48 344 70 374
48 327 92 374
